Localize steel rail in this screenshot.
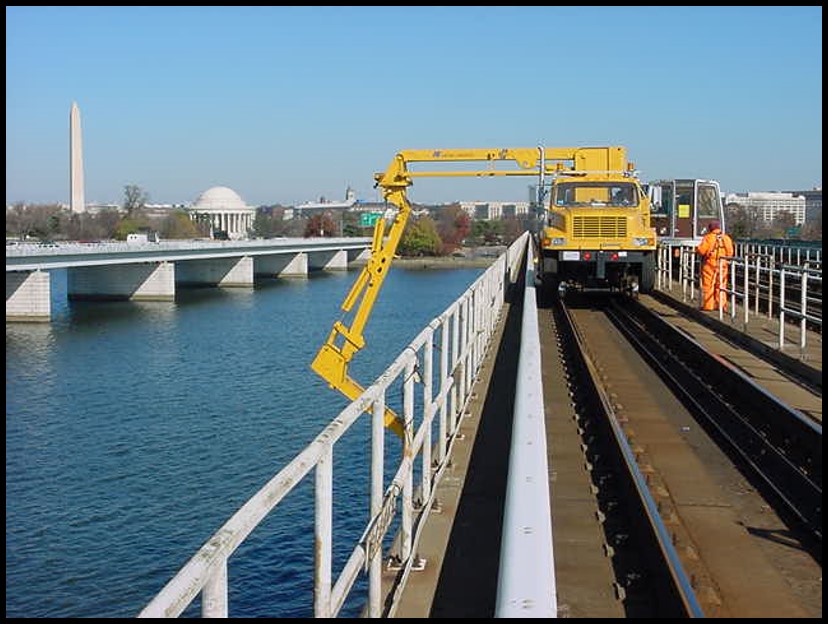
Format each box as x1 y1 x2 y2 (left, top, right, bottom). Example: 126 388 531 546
608 298 822 544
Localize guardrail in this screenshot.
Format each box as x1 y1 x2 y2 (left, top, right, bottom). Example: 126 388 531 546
735 241 822 267
656 242 822 356
495 241 556 618
137 232 530 618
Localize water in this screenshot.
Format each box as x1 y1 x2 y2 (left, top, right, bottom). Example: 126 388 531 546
5 265 485 618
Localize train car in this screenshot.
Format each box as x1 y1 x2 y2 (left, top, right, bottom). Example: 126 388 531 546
644 178 726 246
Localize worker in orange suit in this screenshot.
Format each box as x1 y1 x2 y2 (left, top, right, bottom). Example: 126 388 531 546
695 220 734 311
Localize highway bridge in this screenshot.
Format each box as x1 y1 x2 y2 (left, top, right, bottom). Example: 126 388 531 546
5 238 371 321
133 233 821 618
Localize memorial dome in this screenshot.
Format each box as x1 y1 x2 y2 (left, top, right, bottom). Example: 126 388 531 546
193 186 250 212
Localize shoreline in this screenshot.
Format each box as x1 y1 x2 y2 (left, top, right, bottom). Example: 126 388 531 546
353 255 498 270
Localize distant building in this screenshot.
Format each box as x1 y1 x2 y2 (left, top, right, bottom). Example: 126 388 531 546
143 203 189 220
189 186 256 240
85 202 122 214
784 187 821 224
459 200 531 220
294 186 357 217
723 191 806 225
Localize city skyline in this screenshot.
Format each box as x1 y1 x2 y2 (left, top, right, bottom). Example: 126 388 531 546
6 6 823 207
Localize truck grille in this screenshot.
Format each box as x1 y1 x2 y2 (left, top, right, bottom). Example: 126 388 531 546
572 216 628 239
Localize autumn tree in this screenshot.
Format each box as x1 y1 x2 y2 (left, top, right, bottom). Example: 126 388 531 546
304 212 338 237
436 204 471 254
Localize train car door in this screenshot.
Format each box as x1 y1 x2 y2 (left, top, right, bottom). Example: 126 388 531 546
694 180 725 235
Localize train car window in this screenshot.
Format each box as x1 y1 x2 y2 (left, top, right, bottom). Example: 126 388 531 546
696 184 721 223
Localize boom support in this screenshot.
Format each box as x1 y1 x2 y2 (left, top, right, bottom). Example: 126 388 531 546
310 153 414 438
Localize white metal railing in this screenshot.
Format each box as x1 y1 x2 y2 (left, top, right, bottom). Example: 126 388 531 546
5 237 371 257
776 262 822 352
137 232 530 618
495 241 556 618
735 241 822 267
657 242 822 356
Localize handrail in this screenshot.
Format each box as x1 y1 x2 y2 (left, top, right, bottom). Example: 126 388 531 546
137 232 529 618
656 242 822 355
495 241 556 618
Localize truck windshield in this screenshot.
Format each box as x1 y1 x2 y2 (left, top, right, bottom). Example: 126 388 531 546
553 182 638 207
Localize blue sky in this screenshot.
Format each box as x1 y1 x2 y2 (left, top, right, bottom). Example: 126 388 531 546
6 6 823 207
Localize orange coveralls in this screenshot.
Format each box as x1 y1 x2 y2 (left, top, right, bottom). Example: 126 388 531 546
696 228 735 311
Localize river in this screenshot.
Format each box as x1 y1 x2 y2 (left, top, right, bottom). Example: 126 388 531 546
5 265 486 617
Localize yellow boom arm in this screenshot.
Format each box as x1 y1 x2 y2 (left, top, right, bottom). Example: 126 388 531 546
311 147 627 437
310 152 413 438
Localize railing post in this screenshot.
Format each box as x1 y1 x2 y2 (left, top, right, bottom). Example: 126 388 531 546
753 255 760 317
314 448 333 618
741 256 748 327
401 359 416 564
439 317 449 462
422 329 434 505
458 299 468 412
451 308 460 433
800 266 808 355
779 268 787 350
368 395 385 617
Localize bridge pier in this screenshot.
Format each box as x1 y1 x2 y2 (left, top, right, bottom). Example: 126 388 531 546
6 270 51 322
68 262 175 301
255 252 308 278
176 256 254 287
309 249 348 271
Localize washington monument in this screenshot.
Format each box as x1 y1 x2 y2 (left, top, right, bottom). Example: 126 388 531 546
70 101 85 213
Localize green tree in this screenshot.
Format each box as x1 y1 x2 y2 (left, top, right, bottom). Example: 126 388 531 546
253 211 276 238
800 212 822 241
471 219 504 245
725 203 761 239
159 211 201 239
399 215 441 256
771 210 796 239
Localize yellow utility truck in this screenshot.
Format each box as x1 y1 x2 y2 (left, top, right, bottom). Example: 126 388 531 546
534 146 657 296
312 146 654 434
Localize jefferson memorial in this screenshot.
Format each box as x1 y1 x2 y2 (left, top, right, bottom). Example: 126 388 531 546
189 186 256 240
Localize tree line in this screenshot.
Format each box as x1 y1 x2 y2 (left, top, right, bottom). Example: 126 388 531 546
724 204 821 241
15 184 813 252
6 185 209 242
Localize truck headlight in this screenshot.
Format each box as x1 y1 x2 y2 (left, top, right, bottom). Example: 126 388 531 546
551 237 566 245
633 237 651 246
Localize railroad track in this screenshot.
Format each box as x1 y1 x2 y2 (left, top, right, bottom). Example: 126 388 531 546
540 289 822 618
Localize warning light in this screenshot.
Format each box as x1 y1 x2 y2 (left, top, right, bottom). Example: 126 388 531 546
611 252 619 261
582 252 592 260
